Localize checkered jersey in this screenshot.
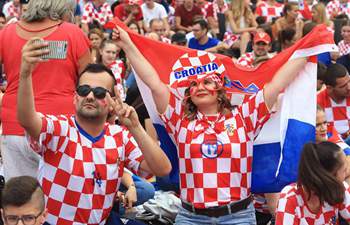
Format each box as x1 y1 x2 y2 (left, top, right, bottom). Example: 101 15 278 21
160 89 270 208
254 194 270 214
3 1 19 19
255 1 283 23
81 2 113 26
326 0 350 19
275 182 350 225
109 60 126 101
317 89 350 137
223 32 240 47
338 40 350 56
237 52 254 68
29 115 148 225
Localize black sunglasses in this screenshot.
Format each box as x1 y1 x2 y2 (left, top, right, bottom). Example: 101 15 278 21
76 85 110 99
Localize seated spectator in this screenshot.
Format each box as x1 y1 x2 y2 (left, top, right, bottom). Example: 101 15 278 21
317 62 327 91
81 0 113 33
1 176 47 225
148 18 171 43
174 0 203 33
88 28 105 63
312 3 334 30
277 27 297 52
237 32 274 68
255 0 283 24
275 141 350 224
141 0 170 34
205 0 228 35
188 19 222 51
326 0 350 20
274 2 303 41
114 0 143 31
224 0 257 55
97 39 127 101
338 20 350 56
128 21 142 34
171 32 187 46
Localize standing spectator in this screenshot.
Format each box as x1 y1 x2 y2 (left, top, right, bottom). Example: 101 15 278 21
88 27 105 62
255 0 283 24
141 0 170 34
237 32 273 68
339 20 350 56
188 19 221 51
81 0 113 33
275 142 350 225
312 3 334 29
171 31 187 46
274 2 304 42
317 63 350 145
205 0 228 35
114 0 143 31
174 0 203 33
2 0 20 20
326 0 350 20
1 176 47 225
224 0 257 55
0 0 91 180
17 40 171 225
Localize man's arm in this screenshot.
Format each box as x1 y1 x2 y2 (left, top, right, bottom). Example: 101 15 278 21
17 38 48 141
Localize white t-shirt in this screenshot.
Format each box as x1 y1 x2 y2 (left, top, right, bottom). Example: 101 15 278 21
141 2 168 27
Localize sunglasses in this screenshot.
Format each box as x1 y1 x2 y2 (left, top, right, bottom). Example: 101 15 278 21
76 85 111 99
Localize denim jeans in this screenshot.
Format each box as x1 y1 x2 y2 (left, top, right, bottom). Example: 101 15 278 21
175 202 256 225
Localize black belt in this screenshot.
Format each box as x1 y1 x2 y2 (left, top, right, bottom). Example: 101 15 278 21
181 195 253 217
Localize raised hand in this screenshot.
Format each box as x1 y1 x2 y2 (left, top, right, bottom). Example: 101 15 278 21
106 89 140 129
21 37 49 76
111 25 133 49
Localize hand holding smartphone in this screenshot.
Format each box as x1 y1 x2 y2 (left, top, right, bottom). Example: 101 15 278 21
33 40 68 60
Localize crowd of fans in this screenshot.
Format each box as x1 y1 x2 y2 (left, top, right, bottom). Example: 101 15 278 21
1 0 350 224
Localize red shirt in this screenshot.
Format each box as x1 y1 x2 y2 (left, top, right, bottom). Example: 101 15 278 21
174 4 203 28
114 4 143 22
0 22 90 135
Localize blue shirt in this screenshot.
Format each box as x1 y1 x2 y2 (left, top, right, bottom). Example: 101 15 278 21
188 37 220 51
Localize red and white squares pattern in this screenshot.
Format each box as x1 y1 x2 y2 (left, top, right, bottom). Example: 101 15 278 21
81 2 113 26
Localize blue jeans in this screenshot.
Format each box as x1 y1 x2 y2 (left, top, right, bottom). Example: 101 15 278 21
175 202 256 225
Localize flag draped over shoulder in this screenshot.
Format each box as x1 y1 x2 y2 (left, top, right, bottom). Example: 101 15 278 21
115 20 337 192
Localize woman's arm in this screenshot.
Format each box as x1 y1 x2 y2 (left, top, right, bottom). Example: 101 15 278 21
226 11 256 34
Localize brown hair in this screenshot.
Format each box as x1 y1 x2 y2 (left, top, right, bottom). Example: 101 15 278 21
1 176 45 210
298 142 345 205
183 84 232 120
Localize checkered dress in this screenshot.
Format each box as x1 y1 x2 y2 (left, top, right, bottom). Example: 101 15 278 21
160 89 270 208
338 40 350 56
318 89 350 137
29 115 147 225
255 1 283 23
81 2 113 26
326 0 350 18
275 182 350 225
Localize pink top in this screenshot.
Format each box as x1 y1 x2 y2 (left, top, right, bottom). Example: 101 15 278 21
0 22 90 135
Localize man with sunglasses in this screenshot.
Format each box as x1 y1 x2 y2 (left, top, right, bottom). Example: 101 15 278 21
16 38 171 225
1 176 47 225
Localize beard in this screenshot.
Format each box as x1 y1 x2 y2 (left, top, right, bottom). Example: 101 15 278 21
77 100 104 121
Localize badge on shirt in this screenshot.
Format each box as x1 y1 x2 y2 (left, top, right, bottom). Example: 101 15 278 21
225 123 236 136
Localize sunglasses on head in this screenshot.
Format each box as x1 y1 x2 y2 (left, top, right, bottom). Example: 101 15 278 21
76 85 110 99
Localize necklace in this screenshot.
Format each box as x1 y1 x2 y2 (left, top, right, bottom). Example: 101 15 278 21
17 21 62 33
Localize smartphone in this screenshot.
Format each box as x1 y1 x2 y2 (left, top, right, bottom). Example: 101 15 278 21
34 40 68 60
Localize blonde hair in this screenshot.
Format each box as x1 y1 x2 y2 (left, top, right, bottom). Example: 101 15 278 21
230 0 254 27
312 3 331 26
22 0 76 22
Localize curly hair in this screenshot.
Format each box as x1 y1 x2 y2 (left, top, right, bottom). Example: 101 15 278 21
183 86 232 120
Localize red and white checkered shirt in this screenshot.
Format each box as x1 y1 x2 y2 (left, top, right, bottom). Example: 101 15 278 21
338 40 350 56
81 2 113 26
109 59 126 101
318 89 350 137
275 182 350 225
254 194 270 214
160 89 270 208
3 1 19 19
237 52 255 68
30 114 148 225
326 0 350 19
255 1 283 23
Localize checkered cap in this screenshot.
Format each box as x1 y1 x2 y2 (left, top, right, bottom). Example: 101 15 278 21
169 51 226 96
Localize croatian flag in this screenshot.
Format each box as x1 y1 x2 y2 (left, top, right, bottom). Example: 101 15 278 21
114 20 336 192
